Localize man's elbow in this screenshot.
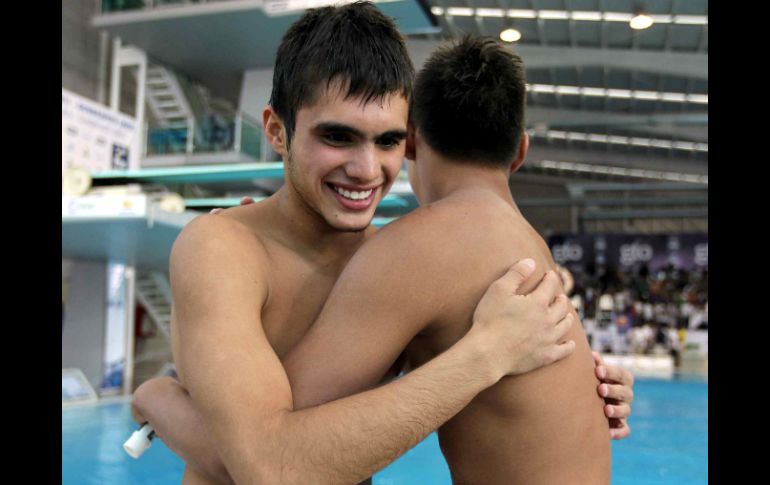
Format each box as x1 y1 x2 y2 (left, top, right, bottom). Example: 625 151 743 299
229 412 314 485
226 456 289 485
131 376 178 424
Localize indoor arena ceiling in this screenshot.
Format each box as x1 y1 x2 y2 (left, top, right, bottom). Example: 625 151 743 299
409 0 707 183
93 0 707 183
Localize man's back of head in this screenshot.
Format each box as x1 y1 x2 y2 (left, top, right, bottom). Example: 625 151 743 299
411 35 527 168
270 1 414 146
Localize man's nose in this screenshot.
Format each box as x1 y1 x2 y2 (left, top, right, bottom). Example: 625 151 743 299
345 144 379 182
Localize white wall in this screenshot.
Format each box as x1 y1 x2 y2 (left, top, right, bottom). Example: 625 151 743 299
62 0 103 101
62 260 107 392
239 68 273 122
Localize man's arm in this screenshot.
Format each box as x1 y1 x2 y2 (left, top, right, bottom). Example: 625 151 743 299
213 197 634 427
168 215 574 485
282 212 568 408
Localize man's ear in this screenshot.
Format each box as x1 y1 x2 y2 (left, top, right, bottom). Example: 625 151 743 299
510 132 530 174
263 106 289 158
405 123 416 161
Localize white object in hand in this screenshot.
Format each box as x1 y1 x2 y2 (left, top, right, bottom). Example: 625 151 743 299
123 423 155 459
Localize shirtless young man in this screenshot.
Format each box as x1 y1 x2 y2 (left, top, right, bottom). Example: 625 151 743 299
280 36 614 483
133 3 633 484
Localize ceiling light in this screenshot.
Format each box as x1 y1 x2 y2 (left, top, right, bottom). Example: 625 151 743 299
538 10 570 20
507 9 537 19
603 12 633 22
446 7 474 17
630 13 654 29
476 8 504 18
571 11 602 21
429 8 705 25
500 28 522 42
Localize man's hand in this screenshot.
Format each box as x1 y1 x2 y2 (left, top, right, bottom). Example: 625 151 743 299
210 196 256 215
468 259 576 381
592 351 634 440
133 376 235 484
131 397 147 426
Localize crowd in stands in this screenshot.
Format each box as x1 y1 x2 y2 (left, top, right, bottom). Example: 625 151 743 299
564 264 708 361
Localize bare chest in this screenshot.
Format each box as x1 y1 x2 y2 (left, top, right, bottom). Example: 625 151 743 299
261 253 345 358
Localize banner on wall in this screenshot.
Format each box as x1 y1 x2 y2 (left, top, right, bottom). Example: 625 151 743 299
101 263 127 393
62 88 139 177
548 234 708 273
548 234 596 274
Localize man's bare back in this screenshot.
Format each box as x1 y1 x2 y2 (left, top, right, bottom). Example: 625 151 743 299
403 190 610 484
278 184 609 484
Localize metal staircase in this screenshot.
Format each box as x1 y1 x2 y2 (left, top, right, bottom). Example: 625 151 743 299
135 270 173 339
145 64 193 126
133 271 176 383
143 63 241 157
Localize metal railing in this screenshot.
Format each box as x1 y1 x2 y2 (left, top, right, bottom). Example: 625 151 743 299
144 112 262 159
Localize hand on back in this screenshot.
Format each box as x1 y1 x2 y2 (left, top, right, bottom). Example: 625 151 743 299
468 259 576 380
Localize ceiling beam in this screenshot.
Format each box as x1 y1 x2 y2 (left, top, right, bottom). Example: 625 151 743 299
527 107 707 127
524 145 708 175
406 40 707 79
526 107 708 141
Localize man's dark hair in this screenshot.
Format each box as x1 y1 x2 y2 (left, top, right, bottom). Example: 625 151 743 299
411 35 527 167
270 1 414 145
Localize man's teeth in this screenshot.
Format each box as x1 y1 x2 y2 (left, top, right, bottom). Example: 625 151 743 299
333 186 373 200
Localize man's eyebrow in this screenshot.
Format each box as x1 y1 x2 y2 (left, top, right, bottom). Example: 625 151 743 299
313 122 365 138
313 122 407 140
377 130 408 140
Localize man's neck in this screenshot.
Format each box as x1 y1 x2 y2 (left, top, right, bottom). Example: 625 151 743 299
269 185 374 262
419 151 515 206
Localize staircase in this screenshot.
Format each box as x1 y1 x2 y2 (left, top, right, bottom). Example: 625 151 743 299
144 64 194 155
133 271 175 386
145 64 193 126
135 271 172 338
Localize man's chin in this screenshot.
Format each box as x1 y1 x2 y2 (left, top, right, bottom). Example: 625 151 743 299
332 221 371 233
327 214 373 233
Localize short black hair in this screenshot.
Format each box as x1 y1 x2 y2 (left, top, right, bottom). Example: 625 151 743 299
270 1 414 145
411 35 527 167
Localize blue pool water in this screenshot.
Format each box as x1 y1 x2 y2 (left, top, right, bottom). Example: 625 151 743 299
62 377 707 484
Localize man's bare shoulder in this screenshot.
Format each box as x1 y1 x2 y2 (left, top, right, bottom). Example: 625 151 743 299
376 195 513 253
382 195 552 284
170 214 270 287
366 204 457 260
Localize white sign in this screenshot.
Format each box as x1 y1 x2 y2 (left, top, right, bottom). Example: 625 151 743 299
62 368 98 403
685 330 708 356
62 194 148 219
62 88 139 176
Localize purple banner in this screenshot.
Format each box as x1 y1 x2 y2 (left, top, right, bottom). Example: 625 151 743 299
548 234 707 273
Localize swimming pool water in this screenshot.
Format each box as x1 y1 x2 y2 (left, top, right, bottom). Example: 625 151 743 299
62 377 707 484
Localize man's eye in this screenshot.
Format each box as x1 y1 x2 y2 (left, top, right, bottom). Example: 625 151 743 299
378 137 403 149
323 133 351 145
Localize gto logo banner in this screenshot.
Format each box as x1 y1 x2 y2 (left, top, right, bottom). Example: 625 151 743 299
548 234 708 272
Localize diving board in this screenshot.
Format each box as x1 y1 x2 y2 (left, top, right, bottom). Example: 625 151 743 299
91 162 285 185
